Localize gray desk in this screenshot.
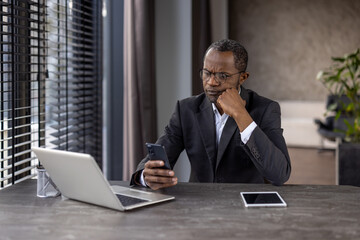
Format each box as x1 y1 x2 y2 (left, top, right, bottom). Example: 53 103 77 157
0 180 359 240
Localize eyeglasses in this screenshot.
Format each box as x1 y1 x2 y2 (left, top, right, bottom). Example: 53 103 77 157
200 69 242 84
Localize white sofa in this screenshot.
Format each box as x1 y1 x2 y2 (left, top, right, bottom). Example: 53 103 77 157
279 100 336 149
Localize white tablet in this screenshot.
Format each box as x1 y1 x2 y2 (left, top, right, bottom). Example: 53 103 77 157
240 191 287 207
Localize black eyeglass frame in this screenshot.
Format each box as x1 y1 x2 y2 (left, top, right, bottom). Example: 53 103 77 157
200 69 244 84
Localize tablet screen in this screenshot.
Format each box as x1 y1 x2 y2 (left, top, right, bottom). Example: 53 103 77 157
240 192 287 207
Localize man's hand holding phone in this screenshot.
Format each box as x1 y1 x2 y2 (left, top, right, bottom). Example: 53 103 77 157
143 143 178 190
143 160 178 190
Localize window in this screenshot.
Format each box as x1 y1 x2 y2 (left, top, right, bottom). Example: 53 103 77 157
1 0 102 190
46 0 102 163
1 0 47 189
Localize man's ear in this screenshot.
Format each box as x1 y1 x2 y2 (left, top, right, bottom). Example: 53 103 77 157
240 72 249 84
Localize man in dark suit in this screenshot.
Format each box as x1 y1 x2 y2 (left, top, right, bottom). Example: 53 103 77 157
131 39 291 190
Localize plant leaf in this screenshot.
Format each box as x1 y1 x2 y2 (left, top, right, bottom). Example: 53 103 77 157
327 103 338 111
332 57 345 62
335 111 341 120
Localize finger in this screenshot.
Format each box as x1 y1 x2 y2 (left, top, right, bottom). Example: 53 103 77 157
145 160 164 169
145 175 178 184
217 94 223 103
147 180 178 190
143 168 174 177
152 169 174 176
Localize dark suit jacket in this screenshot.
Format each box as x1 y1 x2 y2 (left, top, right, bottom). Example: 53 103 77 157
131 87 291 186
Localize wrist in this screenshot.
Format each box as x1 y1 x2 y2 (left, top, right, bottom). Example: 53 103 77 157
233 110 253 132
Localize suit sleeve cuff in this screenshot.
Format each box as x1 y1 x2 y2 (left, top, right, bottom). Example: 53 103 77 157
139 169 149 187
240 121 257 144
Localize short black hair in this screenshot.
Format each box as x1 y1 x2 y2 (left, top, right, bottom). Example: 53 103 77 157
205 39 248 72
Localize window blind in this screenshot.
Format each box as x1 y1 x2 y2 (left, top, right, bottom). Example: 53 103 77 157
46 0 102 164
1 0 47 189
1 0 102 190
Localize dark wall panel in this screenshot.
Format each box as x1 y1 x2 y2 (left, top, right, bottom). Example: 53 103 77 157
229 0 360 101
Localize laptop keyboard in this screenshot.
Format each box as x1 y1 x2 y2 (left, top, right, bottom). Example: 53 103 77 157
115 194 149 207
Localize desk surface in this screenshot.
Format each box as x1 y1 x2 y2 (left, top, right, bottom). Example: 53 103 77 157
1 180 360 240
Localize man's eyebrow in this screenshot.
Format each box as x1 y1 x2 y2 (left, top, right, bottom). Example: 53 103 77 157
203 68 228 74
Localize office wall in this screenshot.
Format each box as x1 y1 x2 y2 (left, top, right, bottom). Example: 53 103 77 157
210 0 228 41
229 0 360 101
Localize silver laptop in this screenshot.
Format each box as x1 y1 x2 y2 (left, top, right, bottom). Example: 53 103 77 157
32 147 174 211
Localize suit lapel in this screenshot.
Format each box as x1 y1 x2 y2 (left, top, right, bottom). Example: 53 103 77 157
196 97 217 171
240 86 250 112
215 86 250 170
215 117 237 169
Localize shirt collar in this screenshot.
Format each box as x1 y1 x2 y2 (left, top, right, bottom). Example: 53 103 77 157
211 103 218 114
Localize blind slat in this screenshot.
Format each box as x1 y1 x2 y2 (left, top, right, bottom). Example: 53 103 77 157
0 157 37 171
1 166 37 181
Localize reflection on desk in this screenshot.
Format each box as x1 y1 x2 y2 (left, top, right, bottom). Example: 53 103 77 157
0 180 359 240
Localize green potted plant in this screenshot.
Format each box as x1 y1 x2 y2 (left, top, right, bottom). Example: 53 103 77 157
317 48 360 186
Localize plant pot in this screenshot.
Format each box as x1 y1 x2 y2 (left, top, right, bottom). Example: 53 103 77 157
337 142 360 187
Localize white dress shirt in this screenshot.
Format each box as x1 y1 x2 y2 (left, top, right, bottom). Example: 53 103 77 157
211 103 257 145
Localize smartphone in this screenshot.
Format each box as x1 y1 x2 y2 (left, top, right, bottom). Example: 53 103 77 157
145 143 171 170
